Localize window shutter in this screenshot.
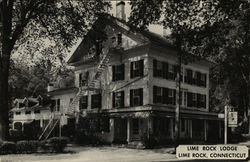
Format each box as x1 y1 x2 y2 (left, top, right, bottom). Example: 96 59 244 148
187 92 192 107
79 73 82 87
203 95 206 108
121 64 125 80
86 96 88 109
112 92 115 108
163 88 168 104
173 90 176 105
204 74 207 87
130 62 134 78
166 88 170 104
112 66 116 81
140 60 144 76
130 90 134 107
153 86 157 104
139 88 143 106
121 91 125 107
153 60 157 77
189 70 193 84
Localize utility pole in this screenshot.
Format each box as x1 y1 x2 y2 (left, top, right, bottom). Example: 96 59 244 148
174 35 182 149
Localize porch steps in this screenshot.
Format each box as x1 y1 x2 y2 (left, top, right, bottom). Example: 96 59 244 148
39 118 59 141
127 141 145 149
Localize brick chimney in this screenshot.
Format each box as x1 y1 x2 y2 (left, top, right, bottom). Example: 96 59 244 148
116 1 126 21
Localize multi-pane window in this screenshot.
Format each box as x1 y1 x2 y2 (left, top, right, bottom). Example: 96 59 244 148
153 59 168 79
80 96 88 109
192 93 197 107
153 86 167 104
198 94 206 108
168 64 175 80
168 89 176 105
187 92 206 108
113 91 124 108
200 73 207 87
185 69 193 84
112 64 125 81
79 72 89 87
16 112 21 115
131 60 144 78
91 94 102 109
130 88 143 107
153 86 176 105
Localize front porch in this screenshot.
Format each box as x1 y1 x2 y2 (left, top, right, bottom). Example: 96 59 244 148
111 116 223 146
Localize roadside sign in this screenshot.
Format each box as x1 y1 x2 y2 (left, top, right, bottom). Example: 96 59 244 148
228 112 237 127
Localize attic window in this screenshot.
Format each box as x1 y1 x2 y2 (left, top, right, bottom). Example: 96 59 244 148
117 33 122 46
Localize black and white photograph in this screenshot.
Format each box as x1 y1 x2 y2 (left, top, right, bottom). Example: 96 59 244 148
0 0 250 161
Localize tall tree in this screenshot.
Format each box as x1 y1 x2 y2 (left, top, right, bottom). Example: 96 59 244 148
208 2 250 132
128 0 243 146
0 0 110 141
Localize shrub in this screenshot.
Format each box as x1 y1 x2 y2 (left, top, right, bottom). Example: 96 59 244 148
9 129 26 142
47 137 68 153
0 141 16 154
142 132 156 149
16 140 40 154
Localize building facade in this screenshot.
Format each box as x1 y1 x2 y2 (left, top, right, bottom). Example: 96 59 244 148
65 3 223 145
10 96 51 131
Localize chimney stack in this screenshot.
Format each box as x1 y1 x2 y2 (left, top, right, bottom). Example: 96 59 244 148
116 1 126 21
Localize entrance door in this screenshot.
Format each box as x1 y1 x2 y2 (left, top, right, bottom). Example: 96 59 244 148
114 118 127 144
131 118 140 140
192 119 204 141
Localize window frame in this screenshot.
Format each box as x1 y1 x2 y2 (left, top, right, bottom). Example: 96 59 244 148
113 91 124 108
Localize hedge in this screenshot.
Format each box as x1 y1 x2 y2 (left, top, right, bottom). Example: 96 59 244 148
47 137 69 153
16 140 40 154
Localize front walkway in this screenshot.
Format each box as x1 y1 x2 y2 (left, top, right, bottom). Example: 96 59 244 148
0 146 177 162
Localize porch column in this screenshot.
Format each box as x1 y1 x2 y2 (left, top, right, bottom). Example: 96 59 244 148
40 119 43 128
127 118 131 143
171 118 174 139
204 120 207 141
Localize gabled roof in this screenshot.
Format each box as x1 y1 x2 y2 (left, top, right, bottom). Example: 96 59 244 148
67 15 149 64
67 14 215 67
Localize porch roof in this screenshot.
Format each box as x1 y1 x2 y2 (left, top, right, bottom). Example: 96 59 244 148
80 105 222 121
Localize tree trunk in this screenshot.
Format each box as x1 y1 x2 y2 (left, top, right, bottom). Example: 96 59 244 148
0 42 12 141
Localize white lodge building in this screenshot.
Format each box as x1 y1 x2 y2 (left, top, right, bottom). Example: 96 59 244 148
56 2 223 145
